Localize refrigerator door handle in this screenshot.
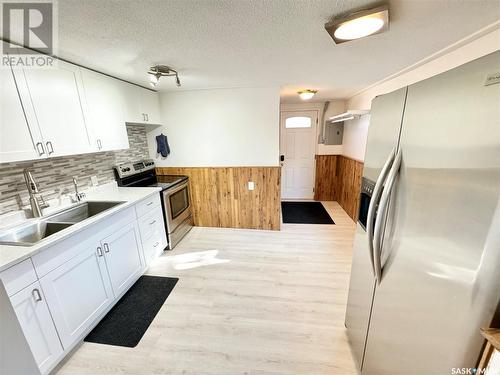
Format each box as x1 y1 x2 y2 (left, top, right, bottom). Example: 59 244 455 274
373 148 403 283
366 147 396 276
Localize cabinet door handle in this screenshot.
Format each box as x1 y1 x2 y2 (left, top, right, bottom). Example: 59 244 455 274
97 139 102 150
145 114 149 122
103 243 110 253
142 113 146 122
147 201 154 206
97 246 103 257
32 288 42 302
36 142 45 156
149 220 156 225
46 141 54 155
153 241 160 248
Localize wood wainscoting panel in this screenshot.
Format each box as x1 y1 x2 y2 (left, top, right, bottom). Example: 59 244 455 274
314 155 363 222
336 156 363 222
314 155 338 201
156 167 281 230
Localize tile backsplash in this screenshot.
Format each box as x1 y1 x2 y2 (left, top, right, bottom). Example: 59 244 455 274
0 124 150 214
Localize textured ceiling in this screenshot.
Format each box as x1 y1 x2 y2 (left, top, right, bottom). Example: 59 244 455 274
14 0 500 102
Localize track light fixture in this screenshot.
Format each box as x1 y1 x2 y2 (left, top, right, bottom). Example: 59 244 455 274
148 65 181 87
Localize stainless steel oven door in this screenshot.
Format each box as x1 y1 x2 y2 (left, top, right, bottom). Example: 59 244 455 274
162 181 191 234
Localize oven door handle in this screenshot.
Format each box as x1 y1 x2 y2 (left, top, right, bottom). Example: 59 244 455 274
366 147 396 277
163 180 189 196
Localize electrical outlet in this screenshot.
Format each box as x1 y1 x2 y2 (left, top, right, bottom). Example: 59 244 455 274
248 181 255 191
90 175 99 186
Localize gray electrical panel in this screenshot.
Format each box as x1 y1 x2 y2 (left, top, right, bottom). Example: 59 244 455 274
324 121 344 145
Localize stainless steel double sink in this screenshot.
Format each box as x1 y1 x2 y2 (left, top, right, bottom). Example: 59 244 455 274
0 201 124 246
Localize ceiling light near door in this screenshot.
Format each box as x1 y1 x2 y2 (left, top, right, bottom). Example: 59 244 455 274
298 89 317 100
325 4 389 44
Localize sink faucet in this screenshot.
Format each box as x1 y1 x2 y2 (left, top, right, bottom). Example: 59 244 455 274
73 177 86 202
23 169 49 218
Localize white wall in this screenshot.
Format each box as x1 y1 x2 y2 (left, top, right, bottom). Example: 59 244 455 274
342 115 370 162
148 87 280 167
343 24 500 162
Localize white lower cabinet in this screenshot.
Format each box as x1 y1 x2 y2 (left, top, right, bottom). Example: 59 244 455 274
10 281 63 374
40 239 114 349
1 196 167 373
138 206 167 266
101 221 144 296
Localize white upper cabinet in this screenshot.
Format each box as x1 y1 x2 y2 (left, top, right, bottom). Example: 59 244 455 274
14 60 93 157
80 69 129 152
123 83 143 123
0 64 45 163
123 83 161 124
1 42 160 163
140 89 161 124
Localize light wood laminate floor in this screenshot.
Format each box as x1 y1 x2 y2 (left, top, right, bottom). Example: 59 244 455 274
57 201 358 374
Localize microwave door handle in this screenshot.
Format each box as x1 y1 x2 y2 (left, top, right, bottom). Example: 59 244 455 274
366 147 396 277
373 148 402 284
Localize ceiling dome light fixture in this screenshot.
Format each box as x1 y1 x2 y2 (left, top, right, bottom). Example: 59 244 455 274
298 89 317 100
325 4 389 44
148 65 181 87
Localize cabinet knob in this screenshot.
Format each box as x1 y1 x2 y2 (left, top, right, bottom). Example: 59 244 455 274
32 288 42 302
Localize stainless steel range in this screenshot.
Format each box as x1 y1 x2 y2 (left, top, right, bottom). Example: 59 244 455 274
114 159 193 249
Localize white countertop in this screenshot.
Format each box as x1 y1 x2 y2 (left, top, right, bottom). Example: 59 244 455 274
0 183 162 273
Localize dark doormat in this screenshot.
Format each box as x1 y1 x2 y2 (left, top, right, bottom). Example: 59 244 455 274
281 201 335 224
84 275 178 348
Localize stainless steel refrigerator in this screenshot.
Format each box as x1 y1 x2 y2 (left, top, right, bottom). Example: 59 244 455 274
345 50 500 374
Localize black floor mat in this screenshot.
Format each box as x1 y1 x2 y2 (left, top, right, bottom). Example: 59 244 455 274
281 202 335 224
84 275 178 348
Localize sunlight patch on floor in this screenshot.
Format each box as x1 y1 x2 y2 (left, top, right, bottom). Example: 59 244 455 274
162 249 230 270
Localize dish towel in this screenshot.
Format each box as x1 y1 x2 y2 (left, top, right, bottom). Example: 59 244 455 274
156 133 171 157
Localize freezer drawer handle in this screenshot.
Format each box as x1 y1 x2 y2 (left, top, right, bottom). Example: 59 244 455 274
373 148 402 283
367 147 396 277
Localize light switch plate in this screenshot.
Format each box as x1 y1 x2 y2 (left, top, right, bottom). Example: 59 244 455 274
90 175 99 186
248 181 255 191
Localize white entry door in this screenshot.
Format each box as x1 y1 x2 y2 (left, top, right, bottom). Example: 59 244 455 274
280 110 318 199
